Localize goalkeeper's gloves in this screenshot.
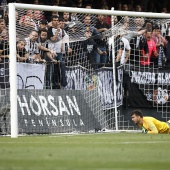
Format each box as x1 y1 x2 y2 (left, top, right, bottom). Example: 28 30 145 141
141 127 148 134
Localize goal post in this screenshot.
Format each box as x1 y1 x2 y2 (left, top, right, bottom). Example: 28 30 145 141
9 3 170 18
111 7 118 131
9 3 124 138
9 3 18 138
7 3 170 138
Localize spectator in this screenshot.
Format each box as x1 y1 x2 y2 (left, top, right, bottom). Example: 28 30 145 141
44 1 60 22
52 0 60 6
62 12 71 31
83 14 101 68
16 39 29 62
82 30 105 68
22 16 35 28
114 16 118 25
152 25 167 67
128 0 135 11
37 29 57 88
15 11 20 27
115 33 131 65
117 1 122 11
123 26 146 43
76 0 83 8
85 0 98 9
66 23 84 66
36 19 48 33
83 5 97 24
51 11 60 18
38 29 57 62
84 3 92 9
19 16 35 40
0 33 9 89
19 9 34 26
32 10 45 30
47 11 60 27
117 20 146 65
161 7 168 13
25 30 45 63
134 17 145 31
70 10 79 22
130 32 148 67
143 19 153 32
101 5 111 27
121 16 130 31
99 0 108 9
0 19 7 40
95 14 110 64
165 29 170 65
47 15 67 88
3 8 8 26
123 17 146 65
140 30 158 66
122 4 129 11
0 35 9 60
59 18 72 55
135 4 143 12
108 34 121 64
83 15 99 37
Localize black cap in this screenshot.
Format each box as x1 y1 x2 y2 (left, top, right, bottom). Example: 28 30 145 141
39 20 47 25
153 24 160 30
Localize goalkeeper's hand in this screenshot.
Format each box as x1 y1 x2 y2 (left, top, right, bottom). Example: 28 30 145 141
141 127 148 134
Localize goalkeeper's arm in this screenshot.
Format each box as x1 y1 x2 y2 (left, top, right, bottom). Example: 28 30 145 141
142 121 159 134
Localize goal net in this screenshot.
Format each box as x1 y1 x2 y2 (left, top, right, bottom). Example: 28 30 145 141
1 3 170 137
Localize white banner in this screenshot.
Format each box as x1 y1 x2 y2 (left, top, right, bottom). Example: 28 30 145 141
131 70 170 85
17 63 45 89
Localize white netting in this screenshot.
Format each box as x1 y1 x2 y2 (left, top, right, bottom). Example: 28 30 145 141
1 4 170 136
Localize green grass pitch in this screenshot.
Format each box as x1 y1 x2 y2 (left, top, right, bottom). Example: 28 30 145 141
0 132 170 170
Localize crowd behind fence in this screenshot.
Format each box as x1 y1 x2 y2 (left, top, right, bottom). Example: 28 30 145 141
0 1 170 90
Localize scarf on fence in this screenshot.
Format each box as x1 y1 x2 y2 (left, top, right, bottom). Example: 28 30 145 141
158 44 164 68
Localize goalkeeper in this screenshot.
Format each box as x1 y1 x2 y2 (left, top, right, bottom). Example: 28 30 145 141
131 110 170 134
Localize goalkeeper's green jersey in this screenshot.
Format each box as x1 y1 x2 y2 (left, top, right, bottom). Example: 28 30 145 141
142 117 170 134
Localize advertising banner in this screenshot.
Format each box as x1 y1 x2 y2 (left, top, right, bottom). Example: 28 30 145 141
17 90 101 133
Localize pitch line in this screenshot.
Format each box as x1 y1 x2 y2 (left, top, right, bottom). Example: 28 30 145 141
0 141 169 144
